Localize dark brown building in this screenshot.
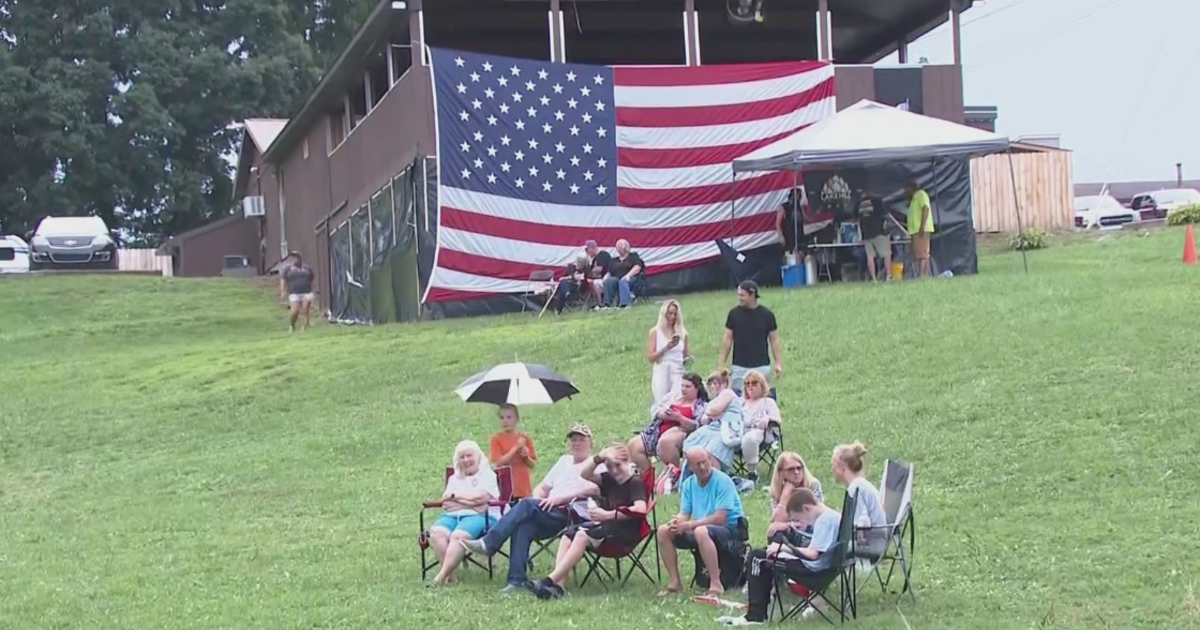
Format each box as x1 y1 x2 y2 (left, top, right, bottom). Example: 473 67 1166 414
260 0 980 313
161 119 286 277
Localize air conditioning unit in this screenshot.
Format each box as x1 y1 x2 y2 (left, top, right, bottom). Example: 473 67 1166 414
243 196 266 218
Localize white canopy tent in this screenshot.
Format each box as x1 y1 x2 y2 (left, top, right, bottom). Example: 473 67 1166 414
732 99 1011 173
729 99 1028 273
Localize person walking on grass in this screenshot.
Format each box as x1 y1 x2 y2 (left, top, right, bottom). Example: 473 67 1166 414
904 180 935 278
280 251 316 332
719 280 783 391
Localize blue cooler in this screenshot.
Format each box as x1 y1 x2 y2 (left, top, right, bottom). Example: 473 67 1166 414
781 264 806 288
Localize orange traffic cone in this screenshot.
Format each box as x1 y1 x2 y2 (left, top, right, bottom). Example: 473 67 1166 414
1185 224 1198 266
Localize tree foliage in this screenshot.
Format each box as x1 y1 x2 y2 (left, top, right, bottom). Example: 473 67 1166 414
0 0 376 243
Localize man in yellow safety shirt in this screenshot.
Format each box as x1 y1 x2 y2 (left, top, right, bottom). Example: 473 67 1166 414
904 181 935 278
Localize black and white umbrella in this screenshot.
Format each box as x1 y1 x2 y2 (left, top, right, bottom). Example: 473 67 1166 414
454 362 580 406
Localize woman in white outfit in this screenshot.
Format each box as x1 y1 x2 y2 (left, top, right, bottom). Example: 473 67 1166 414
646 299 691 400
739 369 782 488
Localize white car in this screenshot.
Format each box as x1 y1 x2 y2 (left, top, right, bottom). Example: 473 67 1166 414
1074 195 1138 230
0 235 31 273
1129 188 1200 221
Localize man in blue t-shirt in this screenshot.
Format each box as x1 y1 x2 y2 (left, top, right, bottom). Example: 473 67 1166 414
655 447 746 597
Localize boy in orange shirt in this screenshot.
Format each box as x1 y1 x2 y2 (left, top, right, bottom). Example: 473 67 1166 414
489 404 537 498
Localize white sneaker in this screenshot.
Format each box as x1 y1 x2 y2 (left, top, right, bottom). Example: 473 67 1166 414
718 617 762 627
801 608 819 620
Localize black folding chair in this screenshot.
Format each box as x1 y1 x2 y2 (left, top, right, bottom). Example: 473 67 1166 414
852 459 916 604
771 492 858 625
731 423 784 478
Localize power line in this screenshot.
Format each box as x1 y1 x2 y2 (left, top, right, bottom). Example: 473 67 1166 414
968 0 1129 68
1092 0 1186 191
920 0 1038 41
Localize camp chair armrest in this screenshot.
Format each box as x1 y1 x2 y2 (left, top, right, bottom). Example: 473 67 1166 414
855 523 893 532
486 500 509 508
616 501 652 518
422 500 445 509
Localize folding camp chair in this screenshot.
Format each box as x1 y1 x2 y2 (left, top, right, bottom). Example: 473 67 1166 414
851 459 916 604
771 491 858 625
521 269 555 314
526 501 585 572
731 423 784 478
578 466 660 589
418 466 514 580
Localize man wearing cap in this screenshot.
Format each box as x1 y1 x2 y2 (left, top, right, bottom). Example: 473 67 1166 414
719 280 782 391
279 251 316 332
463 424 601 594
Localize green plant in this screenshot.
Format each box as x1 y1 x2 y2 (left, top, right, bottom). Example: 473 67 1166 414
1009 228 1049 251
1166 203 1200 226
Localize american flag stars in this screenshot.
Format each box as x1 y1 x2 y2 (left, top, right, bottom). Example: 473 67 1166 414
435 49 618 205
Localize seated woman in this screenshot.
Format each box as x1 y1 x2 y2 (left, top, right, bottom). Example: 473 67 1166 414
766 451 824 542
530 444 648 599
679 369 744 483
739 370 783 489
628 372 707 473
832 441 888 556
429 440 500 586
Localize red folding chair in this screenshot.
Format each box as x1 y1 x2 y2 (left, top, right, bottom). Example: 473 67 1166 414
418 466 514 580
577 466 660 589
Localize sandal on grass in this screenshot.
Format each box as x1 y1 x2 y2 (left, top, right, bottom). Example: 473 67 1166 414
656 587 682 598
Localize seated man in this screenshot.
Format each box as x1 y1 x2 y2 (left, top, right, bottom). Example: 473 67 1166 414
720 488 841 625
462 425 600 594
601 239 645 308
530 444 648 599
656 447 747 598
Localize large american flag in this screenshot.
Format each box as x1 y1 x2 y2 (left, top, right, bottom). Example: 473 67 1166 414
424 48 835 303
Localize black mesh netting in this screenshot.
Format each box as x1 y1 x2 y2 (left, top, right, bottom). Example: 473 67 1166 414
329 225 351 319
371 186 394 268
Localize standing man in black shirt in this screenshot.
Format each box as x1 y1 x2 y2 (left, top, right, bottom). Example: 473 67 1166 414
857 188 892 281
719 280 782 391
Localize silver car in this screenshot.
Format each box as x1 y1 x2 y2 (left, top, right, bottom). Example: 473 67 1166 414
29 216 119 270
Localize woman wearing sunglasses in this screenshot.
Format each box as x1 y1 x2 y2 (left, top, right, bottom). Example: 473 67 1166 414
766 451 824 540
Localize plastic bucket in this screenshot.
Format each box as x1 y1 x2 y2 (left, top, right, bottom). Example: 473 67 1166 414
891 261 905 280
781 264 805 288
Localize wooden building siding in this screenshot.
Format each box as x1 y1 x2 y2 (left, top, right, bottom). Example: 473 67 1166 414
970 150 1074 233
921 64 964 123
833 66 876 110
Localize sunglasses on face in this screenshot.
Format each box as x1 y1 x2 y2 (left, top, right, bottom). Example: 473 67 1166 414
784 465 804 473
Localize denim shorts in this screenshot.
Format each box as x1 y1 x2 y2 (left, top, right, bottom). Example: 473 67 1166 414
432 513 489 538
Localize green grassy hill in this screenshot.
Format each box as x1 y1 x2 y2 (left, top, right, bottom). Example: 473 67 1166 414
2 230 1198 629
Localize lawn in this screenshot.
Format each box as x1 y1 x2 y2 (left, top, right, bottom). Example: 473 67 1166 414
2 229 1199 630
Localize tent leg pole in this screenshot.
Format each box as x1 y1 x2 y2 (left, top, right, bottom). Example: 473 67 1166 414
730 169 738 286
1007 152 1029 274
791 170 800 261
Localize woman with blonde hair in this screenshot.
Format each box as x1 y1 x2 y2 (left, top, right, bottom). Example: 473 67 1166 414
831 441 888 554
430 440 500 585
765 451 823 539
646 299 691 400
680 368 744 482
738 369 782 489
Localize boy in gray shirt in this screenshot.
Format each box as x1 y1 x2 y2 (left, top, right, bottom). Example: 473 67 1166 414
721 489 840 625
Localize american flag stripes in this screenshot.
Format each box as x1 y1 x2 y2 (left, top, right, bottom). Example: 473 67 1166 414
424 48 835 303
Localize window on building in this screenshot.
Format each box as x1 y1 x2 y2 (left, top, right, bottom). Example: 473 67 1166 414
349 82 368 130
390 44 412 83
303 138 309 160
367 51 390 109
329 101 347 150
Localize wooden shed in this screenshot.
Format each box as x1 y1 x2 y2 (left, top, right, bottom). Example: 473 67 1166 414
970 142 1073 233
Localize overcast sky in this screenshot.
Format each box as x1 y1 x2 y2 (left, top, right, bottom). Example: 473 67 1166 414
880 0 1199 184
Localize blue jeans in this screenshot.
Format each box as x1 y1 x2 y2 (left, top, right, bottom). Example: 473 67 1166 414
602 276 640 307
479 497 570 585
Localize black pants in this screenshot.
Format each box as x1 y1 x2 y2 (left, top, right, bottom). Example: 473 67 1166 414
745 548 816 622
553 280 577 313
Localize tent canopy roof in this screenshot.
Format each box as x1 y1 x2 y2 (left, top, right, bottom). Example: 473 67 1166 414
732 99 1010 173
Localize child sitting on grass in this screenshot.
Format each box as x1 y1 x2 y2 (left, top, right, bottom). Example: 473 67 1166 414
488 404 537 499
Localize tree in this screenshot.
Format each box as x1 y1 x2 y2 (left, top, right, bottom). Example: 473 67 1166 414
0 0 375 243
